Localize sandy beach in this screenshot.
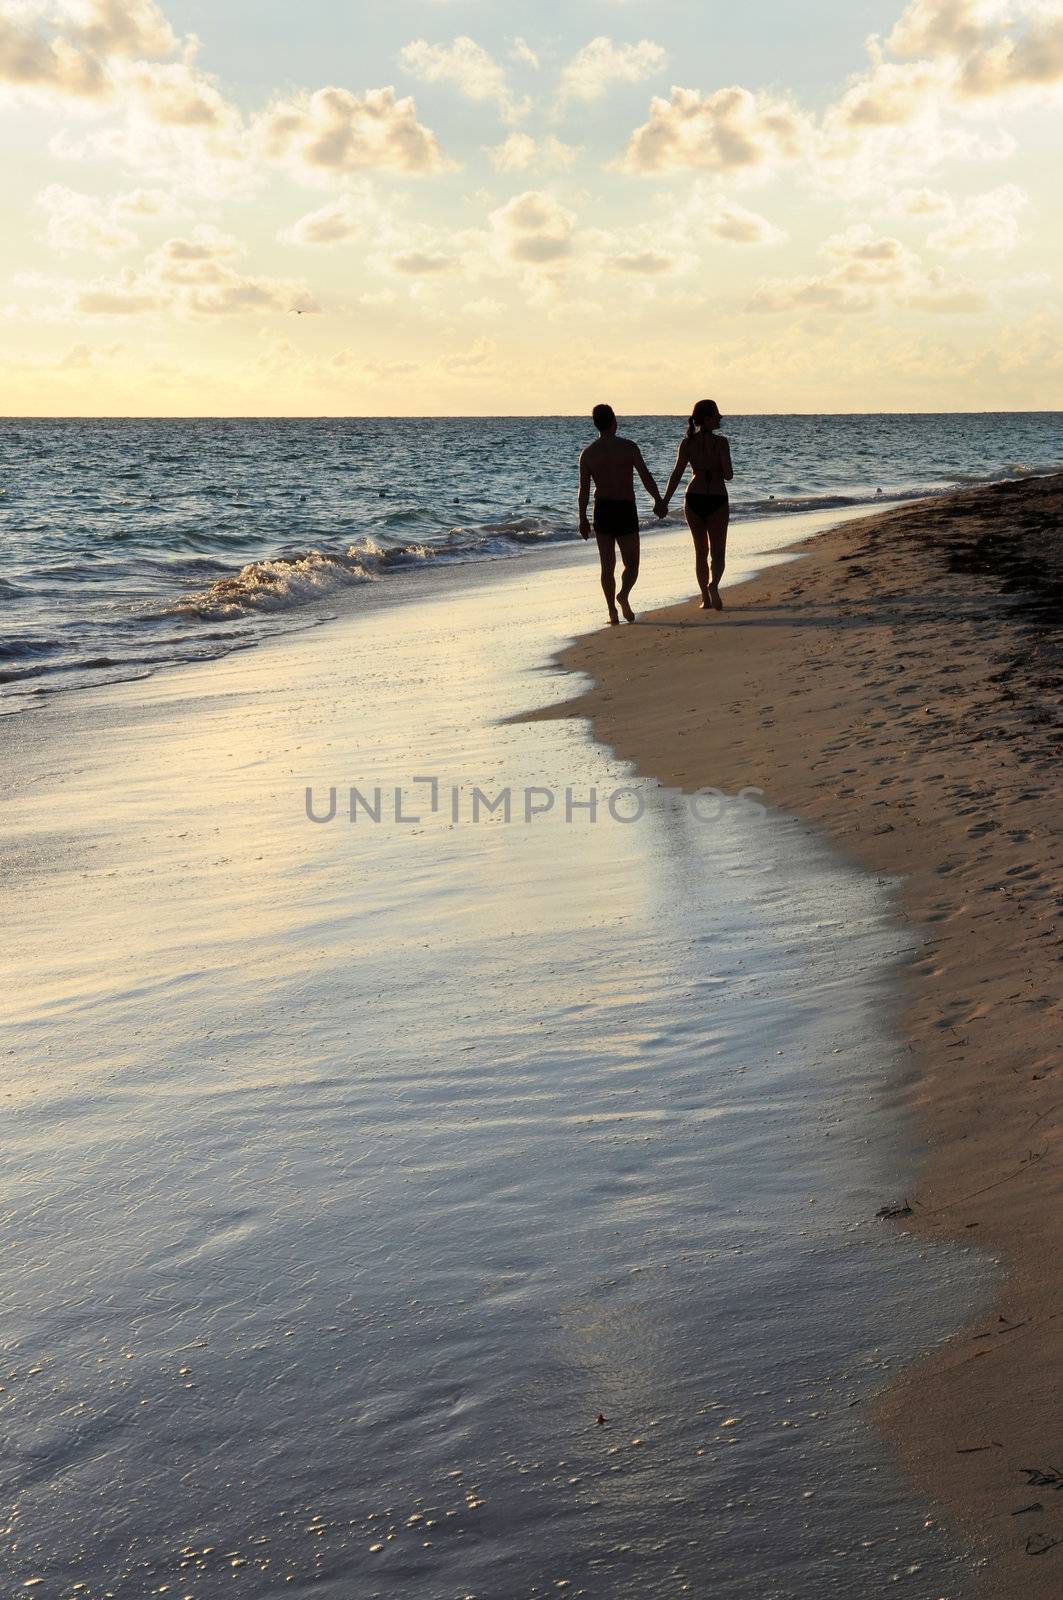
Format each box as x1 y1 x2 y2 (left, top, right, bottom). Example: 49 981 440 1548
541 473 1063 1596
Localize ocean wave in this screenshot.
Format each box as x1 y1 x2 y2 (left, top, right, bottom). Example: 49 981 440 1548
0 631 62 658
164 549 384 620
158 523 573 621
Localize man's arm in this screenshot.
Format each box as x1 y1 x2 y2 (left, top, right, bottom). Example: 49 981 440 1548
633 446 663 510
578 450 592 538
660 440 689 511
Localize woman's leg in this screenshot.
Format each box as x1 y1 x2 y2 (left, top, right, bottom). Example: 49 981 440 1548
706 503 729 609
684 504 712 606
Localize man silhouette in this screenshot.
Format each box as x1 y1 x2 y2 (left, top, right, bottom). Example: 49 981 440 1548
578 404 664 624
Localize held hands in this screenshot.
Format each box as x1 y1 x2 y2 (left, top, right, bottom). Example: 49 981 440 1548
654 498 668 520
579 516 592 540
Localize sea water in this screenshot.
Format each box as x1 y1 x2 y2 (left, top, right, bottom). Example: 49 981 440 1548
1 411 1060 707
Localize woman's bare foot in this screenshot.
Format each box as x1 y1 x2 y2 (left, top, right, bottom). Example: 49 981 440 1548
607 608 620 625
699 590 712 610
709 584 724 612
618 592 636 622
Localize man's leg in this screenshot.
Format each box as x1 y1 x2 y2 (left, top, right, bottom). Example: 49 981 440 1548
595 532 619 623
616 531 640 622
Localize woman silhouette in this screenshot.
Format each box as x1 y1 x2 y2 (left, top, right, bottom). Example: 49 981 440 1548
659 399 733 610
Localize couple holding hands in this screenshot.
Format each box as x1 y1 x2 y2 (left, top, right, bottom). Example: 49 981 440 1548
577 399 733 625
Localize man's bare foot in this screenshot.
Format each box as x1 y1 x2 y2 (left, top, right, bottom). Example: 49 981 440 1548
699 590 712 610
618 592 636 622
607 609 620 625
709 585 723 612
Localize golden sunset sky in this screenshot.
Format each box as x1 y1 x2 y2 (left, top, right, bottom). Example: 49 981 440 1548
2 0 1061 414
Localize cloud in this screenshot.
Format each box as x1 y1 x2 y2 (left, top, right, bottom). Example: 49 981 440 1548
0 10 108 99
612 250 674 275
617 85 813 174
72 0 178 59
748 223 988 314
60 225 321 317
486 132 578 172
925 181 1030 251
488 189 576 264
697 194 786 245
399 36 527 121
280 182 386 246
828 56 949 128
255 85 453 179
442 336 495 372
888 0 1011 58
510 37 540 71
558 36 666 103
388 250 458 274
903 265 990 310
36 182 137 252
121 55 233 128
73 267 167 314
611 5 1060 196
0 0 178 103
1 5 253 195
956 8 1063 97
893 185 954 214
829 0 1063 139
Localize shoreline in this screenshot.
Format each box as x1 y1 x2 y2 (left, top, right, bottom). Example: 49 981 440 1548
532 473 1063 1597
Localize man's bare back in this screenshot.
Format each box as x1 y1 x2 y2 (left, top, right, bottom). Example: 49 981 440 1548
579 434 647 502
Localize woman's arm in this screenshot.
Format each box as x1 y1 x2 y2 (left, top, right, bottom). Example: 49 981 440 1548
633 446 663 510
718 435 734 482
660 440 689 509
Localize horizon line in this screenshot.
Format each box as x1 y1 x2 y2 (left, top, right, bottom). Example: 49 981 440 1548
3 408 1061 422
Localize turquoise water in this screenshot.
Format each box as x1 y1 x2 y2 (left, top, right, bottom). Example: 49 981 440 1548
0 411 1059 704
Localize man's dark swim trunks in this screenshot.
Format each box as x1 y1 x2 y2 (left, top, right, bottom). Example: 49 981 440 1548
685 491 729 518
593 498 639 540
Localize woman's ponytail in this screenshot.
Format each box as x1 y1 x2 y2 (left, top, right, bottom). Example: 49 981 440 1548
687 398 720 438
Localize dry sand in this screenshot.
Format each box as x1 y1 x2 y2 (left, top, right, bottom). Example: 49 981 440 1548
535 474 1063 1596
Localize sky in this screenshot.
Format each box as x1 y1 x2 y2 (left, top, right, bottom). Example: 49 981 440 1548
1 0 1062 415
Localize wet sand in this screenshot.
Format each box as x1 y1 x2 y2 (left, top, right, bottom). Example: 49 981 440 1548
1 514 991 1598
538 473 1063 1597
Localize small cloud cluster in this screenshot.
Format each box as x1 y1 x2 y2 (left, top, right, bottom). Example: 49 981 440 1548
255 86 452 180
279 181 391 247
0 0 176 101
488 189 576 265
35 181 174 253
888 0 1063 98
558 37 667 103
924 181 1030 251
748 223 988 314
54 225 320 317
828 0 1063 142
618 85 813 175
486 132 578 173
399 35 528 122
